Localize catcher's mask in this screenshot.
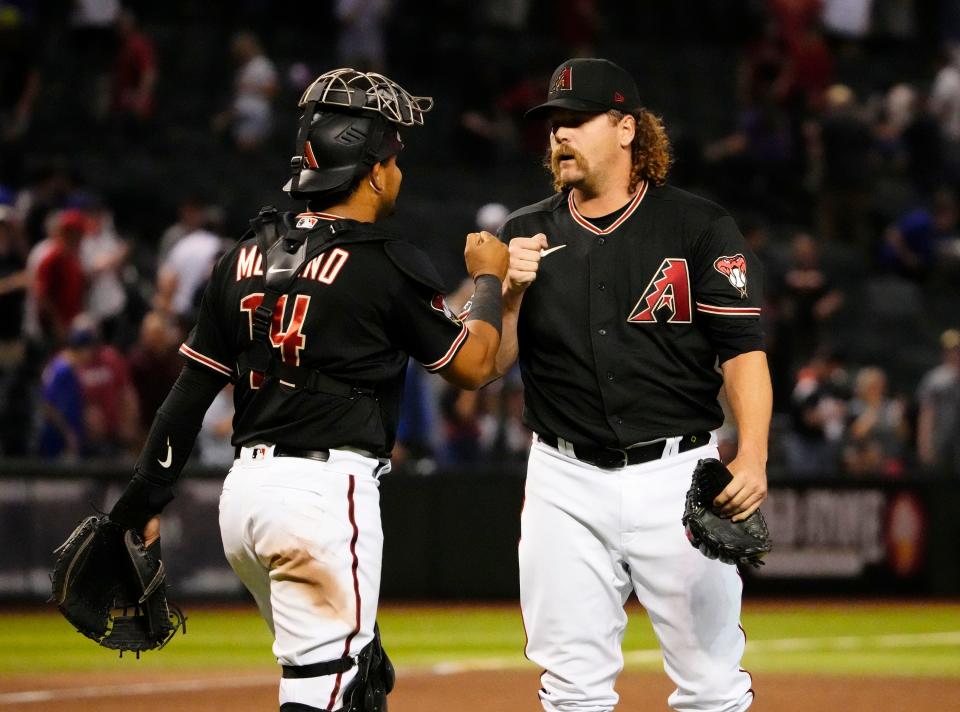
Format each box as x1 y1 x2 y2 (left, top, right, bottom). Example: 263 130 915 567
284 68 434 199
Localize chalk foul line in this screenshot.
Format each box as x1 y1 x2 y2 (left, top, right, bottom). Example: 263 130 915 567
2 631 959 704
0 675 279 705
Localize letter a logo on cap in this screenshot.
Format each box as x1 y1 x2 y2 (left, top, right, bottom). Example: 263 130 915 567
553 66 573 93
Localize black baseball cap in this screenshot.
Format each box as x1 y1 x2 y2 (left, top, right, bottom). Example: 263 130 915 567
525 58 642 119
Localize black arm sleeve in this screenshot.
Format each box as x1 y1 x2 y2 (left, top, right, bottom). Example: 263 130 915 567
109 363 228 530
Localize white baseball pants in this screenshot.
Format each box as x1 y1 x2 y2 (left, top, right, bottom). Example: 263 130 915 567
520 435 754 712
219 445 385 711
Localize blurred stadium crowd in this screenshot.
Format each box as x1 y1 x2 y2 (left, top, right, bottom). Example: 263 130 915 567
0 0 959 479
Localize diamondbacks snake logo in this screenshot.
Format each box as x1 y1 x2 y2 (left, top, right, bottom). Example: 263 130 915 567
713 254 748 298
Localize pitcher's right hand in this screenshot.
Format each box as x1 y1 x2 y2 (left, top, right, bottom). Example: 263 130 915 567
507 233 549 295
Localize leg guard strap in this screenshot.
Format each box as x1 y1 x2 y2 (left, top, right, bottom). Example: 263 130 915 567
282 656 355 679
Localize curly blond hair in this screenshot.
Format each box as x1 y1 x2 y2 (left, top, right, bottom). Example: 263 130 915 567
609 108 672 192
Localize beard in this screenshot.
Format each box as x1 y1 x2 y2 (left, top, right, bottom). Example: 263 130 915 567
380 195 397 219
544 144 590 192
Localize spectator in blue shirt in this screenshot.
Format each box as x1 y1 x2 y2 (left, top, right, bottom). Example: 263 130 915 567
36 323 94 459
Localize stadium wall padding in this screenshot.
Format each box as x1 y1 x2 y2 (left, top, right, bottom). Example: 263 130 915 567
0 463 957 600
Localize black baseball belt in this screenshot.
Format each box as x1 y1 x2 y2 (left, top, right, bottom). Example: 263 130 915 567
234 444 330 462
234 443 385 462
536 431 710 469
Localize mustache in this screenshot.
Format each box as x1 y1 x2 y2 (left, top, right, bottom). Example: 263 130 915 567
544 145 589 191
549 145 587 173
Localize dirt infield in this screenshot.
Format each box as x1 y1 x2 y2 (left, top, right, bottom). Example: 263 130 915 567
2 668 957 711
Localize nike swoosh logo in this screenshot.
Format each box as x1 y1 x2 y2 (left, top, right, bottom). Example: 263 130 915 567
158 437 173 468
540 245 567 257
267 266 295 274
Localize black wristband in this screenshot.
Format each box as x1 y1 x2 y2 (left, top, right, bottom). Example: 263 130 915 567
464 274 502 334
109 475 175 531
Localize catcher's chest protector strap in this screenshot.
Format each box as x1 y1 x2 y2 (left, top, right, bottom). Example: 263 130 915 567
237 207 386 398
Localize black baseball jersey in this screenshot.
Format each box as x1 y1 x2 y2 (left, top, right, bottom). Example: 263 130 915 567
179 212 467 457
499 181 764 448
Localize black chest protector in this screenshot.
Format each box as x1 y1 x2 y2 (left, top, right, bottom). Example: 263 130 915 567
235 206 447 397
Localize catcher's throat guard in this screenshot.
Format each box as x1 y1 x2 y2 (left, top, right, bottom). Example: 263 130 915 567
51 515 186 656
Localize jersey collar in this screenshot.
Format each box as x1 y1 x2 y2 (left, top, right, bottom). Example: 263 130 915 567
297 211 347 221
567 180 647 235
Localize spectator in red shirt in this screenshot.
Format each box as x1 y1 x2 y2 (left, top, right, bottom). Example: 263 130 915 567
71 314 139 457
556 0 598 56
33 208 87 348
111 10 156 127
790 23 834 113
767 0 822 46
496 66 555 155
127 310 182 442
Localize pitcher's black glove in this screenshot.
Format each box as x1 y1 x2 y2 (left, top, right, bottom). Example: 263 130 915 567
50 514 186 655
682 458 772 568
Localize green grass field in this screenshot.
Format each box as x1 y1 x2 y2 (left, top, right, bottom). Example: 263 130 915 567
1 602 958 678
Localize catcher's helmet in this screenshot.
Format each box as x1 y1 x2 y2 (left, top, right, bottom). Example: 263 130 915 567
284 68 434 199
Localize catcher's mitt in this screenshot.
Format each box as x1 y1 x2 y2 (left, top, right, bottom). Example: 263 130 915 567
51 514 185 655
682 458 772 568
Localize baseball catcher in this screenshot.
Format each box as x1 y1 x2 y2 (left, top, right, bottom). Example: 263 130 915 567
45 65 508 711
50 514 185 655
682 458 772 568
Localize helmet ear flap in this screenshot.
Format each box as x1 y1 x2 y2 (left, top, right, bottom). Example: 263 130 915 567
288 100 319 193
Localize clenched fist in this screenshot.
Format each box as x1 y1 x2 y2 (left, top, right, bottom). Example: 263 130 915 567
464 231 509 281
507 233 549 295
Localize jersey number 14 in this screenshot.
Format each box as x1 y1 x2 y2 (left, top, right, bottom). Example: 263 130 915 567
240 293 310 388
